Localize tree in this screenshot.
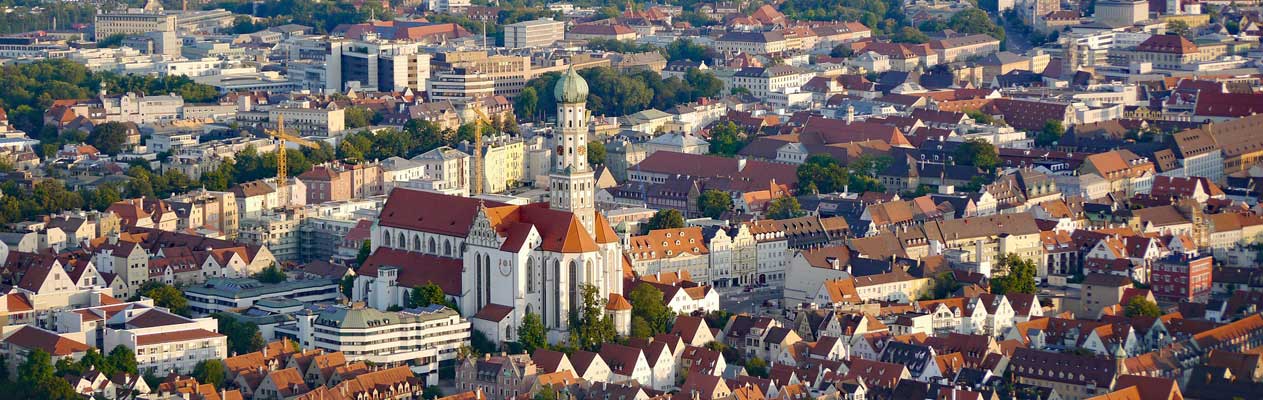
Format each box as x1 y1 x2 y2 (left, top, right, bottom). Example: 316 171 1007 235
105 345 138 376
708 121 746 157
193 360 227 389
515 87 539 121
1035 120 1065 147
409 283 454 309
140 282 190 316
830 43 855 58
893 26 930 43
569 284 617 351
87 121 130 155
966 109 998 125
628 284 672 337
849 155 893 178
646 209 685 231
252 264 287 284
1166 22 1191 38
518 312 547 354
698 190 733 219
947 8 1006 41
990 254 1038 295
1125 297 1162 317
587 140 607 166
929 271 961 299
766 196 805 219
797 154 849 193
356 240 372 266
344 106 376 129
953 139 999 172
746 357 769 378
665 39 710 62
340 275 355 299
214 313 266 355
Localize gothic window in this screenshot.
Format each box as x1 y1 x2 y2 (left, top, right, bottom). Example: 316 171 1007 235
444 240 453 256
526 258 536 294
397 233 405 250
413 235 422 251
570 260 580 313
484 254 492 306
476 254 484 310
553 259 562 328
428 238 437 254
382 231 391 247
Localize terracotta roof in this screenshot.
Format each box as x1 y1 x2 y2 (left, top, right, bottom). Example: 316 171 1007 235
472 304 514 322
359 247 462 296
135 329 223 346
606 293 632 311
2 325 90 356
628 227 709 261
1136 35 1198 54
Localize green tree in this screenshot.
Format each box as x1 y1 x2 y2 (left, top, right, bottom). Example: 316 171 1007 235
344 106 376 129
569 284 617 351
252 264 287 283
797 154 849 193
746 357 769 378
953 139 999 172
423 386 444 399
697 189 733 219
337 140 364 163
990 254 1038 295
893 26 930 43
947 8 1006 41
628 284 672 337
766 196 805 219
214 313 266 355
849 154 893 178
1036 120 1065 147
518 312 547 354
87 122 131 155
97 34 126 48
105 345 138 376
409 283 455 309
192 360 227 389
966 110 998 125
929 271 961 299
140 282 190 316
1166 22 1191 38
708 121 746 156
587 140 607 166
830 44 855 58
665 39 710 62
646 208 685 231
515 87 539 121
356 240 372 265
1125 296 1162 317
340 275 355 299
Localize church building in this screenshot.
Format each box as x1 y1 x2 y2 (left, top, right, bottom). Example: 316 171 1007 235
354 67 630 343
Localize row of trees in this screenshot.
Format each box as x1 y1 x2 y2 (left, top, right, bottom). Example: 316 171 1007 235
0 59 219 137
516 66 723 121
796 154 887 194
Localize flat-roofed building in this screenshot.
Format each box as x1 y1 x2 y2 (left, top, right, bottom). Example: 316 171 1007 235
504 19 565 48
185 277 342 316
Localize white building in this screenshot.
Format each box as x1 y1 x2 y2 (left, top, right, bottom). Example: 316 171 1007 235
282 304 470 385
504 19 565 48
55 300 226 375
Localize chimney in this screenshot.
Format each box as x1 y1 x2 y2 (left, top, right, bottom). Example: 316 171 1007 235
846 105 855 124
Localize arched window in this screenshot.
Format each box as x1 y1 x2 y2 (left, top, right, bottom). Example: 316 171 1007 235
552 259 562 327
428 237 436 254
526 258 536 294
413 235 422 251
444 240 452 256
569 260 580 313
382 231 391 247
475 254 484 309
397 233 405 249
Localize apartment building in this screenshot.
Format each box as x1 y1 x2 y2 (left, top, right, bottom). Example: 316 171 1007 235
281 304 471 385
504 19 565 48
627 227 712 280
55 300 226 375
1152 254 1213 303
297 161 384 204
727 65 816 99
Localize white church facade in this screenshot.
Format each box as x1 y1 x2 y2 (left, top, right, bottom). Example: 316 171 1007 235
353 67 629 343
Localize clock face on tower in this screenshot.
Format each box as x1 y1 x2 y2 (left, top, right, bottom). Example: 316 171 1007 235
577 146 587 156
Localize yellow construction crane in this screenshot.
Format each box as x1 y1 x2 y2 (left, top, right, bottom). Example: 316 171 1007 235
470 106 497 196
266 115 320 197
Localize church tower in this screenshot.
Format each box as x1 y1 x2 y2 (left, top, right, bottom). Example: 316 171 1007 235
550 66 597 235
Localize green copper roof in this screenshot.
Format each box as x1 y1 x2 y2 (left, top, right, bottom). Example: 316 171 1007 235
554 65 588 104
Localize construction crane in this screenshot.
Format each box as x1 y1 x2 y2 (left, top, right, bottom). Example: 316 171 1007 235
267 114 320 201
470 106 497 196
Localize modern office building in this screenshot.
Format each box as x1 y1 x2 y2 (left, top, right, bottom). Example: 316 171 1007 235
185 278 342 316
504 19 565 48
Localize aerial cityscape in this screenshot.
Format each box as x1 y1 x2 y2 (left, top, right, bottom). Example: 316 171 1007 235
0 0 1261 398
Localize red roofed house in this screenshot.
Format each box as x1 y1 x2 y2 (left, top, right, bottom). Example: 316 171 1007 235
1115 34 1225 71
0 325 90 376
55 300 226 375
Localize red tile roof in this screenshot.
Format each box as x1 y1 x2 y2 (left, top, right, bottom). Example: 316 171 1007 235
4 326 90 356
135 329 223 346
359 247 462 296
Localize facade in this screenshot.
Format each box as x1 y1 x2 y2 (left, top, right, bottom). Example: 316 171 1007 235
627 227 711 279
1151 254 1213 303
54 300 226 375
282 305 470 385
504 19 565 48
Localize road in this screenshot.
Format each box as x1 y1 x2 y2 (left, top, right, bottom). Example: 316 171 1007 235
719 286 786 320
